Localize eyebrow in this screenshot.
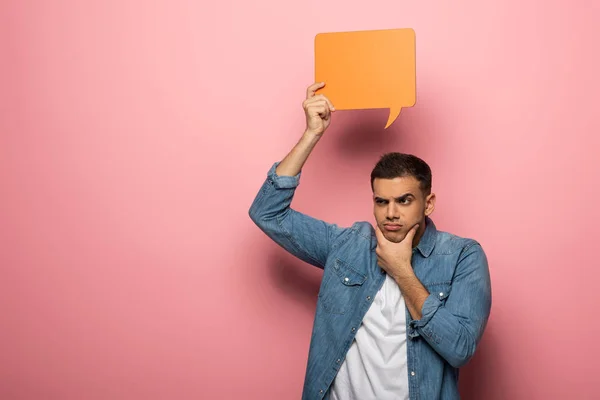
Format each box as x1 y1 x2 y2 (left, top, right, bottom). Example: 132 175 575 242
373 193 416 202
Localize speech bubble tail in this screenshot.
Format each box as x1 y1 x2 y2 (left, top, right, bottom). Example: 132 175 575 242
384 107 402 129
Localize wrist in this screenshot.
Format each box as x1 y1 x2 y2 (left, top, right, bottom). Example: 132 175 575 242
393 263 414 280
303 129 323 141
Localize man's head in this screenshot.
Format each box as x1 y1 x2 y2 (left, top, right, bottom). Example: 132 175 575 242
371 153 436 244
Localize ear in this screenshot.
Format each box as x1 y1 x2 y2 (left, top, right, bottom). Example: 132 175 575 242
424 192 436 216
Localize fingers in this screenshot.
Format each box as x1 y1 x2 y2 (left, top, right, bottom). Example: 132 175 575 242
307 104 330 120
306 82 325 99
305 83 336 110
316 95 335 111
303 95 335 111
303 98 333 121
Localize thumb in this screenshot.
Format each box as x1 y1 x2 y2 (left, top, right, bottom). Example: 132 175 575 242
374 224 386 242
406 224 419 241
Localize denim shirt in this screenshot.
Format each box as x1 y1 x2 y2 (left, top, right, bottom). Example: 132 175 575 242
249 163 492 400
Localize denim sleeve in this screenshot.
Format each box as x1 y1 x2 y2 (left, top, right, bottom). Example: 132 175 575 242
411 242 492 368
248 162 346 269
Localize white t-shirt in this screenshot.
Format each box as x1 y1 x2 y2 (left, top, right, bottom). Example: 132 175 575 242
330 273 409 400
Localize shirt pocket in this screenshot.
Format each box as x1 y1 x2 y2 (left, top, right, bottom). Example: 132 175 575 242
318 258 367 315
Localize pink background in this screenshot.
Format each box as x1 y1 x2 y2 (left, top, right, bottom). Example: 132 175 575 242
1 1 599 399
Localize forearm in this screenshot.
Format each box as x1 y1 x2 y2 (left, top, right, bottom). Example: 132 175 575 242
411 303 479 368
393 267 479 367
394 271 429 320
408 245 492 368
275 130 321 177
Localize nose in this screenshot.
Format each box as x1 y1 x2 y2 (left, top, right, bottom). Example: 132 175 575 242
386 202 398 220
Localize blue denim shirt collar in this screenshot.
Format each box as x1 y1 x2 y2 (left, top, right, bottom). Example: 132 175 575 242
369 216 437 257
416 216 437 258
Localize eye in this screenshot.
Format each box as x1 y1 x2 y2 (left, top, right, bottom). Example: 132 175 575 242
375 199 387 205
397 197 412 205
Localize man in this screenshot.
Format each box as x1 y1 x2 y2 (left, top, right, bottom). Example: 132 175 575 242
249 82 492 400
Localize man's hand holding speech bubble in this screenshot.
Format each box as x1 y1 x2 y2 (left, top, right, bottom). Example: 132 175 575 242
314 28 416 129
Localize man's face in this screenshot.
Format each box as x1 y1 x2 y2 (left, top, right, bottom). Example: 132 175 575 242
372 176 435 244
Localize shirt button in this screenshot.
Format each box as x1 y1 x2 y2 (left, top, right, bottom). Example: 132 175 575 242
411 371 416 376
366 296 371 301
344 277 349 282
319 389 324 394
439 292 444 297
336 359 341 363
351 327 356 332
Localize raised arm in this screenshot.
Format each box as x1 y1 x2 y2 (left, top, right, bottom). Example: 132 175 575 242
249 83 345 269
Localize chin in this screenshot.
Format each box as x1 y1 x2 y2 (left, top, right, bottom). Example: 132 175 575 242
385 231 406 243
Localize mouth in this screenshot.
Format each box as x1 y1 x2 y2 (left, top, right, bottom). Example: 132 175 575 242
383 224 403 232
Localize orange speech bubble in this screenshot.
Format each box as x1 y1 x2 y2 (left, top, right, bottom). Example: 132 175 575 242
315 28 416 129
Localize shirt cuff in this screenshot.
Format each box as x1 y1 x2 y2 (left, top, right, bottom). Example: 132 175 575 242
411 292 443 328
267 162 301 189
